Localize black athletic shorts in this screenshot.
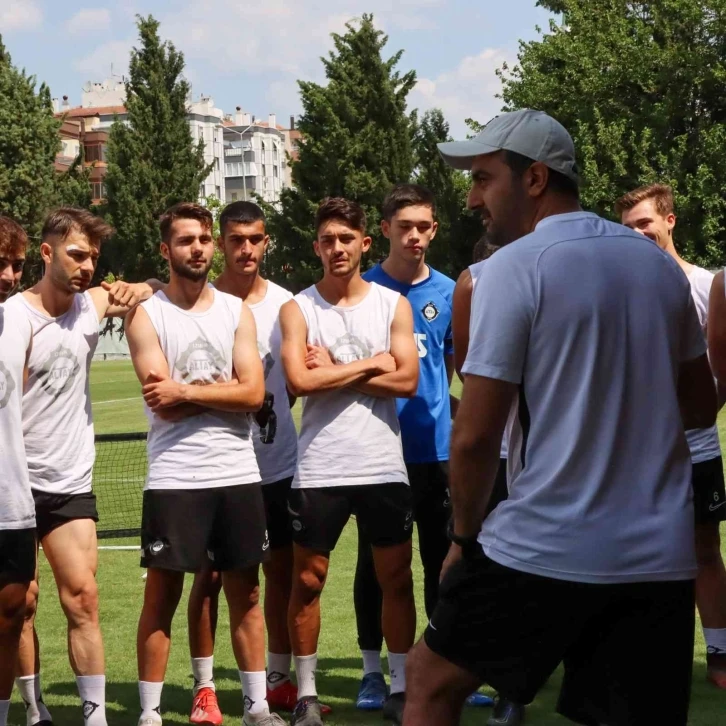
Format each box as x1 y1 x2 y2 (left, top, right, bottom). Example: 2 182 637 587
288 483 413 554
0 528 37 583
262 477 294 550
140 484 268 572
425 554 695 725
32 491 99 541
693 457 726 525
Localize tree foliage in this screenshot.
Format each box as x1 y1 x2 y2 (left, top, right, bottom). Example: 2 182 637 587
104 15 211 279
500 0 726 265
0 36 61 267
264 15 417 290
413 109 481 276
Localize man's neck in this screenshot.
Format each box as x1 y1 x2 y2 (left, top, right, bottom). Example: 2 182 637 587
214 269 267 303
28 276 76 318
316 270 369 306
529 197 582 232
381 255 429 286
663 239 693 275
164 276 212 310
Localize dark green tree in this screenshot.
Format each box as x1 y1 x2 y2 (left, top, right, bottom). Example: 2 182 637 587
0 36 61 268
413 109 481 276
104 15 211 279
500 0 726 265
264 14 417 290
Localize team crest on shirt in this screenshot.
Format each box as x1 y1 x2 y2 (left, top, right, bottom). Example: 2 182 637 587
421 301 439 322
175 337 226 383
37 344 81 399
257 342 275 378
0 361 15 409
329 333 371 364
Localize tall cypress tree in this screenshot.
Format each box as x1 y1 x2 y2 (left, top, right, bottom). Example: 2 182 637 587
0 36 61 267
265 15 417 290
105 15 211 279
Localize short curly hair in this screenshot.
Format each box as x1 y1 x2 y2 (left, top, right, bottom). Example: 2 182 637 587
0 216 28 259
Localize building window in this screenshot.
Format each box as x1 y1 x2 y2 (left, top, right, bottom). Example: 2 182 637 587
84 144 107 163
90 182 107 200
273 165 278 178
231 192 238 201
215 186 221 199
262 164 266 178
198 126 205 140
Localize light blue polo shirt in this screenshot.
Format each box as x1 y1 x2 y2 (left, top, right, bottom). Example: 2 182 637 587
464 212 705 584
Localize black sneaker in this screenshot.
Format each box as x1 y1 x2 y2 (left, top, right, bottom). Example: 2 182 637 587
291 697 323 726
382 692 405 724
487 698 525 726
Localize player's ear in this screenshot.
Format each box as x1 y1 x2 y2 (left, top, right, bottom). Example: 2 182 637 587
381 219 391 239
313 239 321 259
160 241 170 262
361 236 373 253
40 241 53 266
430 220 439 240
217 235 225 252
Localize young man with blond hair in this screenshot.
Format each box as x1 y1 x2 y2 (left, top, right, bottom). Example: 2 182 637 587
8 208 157 726
618 183 726 689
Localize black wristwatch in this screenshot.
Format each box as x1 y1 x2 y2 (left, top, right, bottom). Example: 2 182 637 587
446 519 480 558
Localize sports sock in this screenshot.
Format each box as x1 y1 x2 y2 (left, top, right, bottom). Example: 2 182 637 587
266 652 291 690
240 671 268 715
704 627 726 655
191 656 215 694
388 652 407 695
293 654 318 700
16 674 53 726
361 649 383 676
138 681 163 722
77 675 108 725
0 700 9 726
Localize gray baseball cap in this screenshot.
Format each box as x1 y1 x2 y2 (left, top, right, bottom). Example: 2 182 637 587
438 109 579 183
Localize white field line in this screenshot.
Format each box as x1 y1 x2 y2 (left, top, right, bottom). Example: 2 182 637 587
93 397 140 405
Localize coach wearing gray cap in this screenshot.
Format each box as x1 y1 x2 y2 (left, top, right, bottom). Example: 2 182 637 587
403 109 717 726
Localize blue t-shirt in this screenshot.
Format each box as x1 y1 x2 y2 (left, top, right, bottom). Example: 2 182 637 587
363 263 455 464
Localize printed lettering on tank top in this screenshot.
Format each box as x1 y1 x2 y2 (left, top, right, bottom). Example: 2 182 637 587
329 333 371 363
36 343 81 398
0 361 16 408
175 337 226 383
257 341 275 378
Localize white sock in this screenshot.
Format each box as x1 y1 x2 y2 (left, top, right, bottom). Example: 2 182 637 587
704 627 726 654
240 671 268 716
267 652 292 690
138 681 163 722
293 654 318 699
0 700 9 726
16 674 52 726
388 652 407 695
77 675 107 725
191 656 215 694
361 649 383 676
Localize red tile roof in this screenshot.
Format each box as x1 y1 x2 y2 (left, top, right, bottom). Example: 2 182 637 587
56 105 126 118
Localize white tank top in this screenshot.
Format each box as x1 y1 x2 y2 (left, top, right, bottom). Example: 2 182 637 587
247 281 297 485
141 289 260 490
7 291 99 495
292 282 408 489
469 261 516 462
0 304 35 529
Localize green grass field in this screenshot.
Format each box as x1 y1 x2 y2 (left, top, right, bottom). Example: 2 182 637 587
14 360 726 725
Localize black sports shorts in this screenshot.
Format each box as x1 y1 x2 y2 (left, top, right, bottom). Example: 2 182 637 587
425 554 695 726
0 528 37 583
140 484 268 572
32 490 99 541
692 457 726 525
262 477 294 550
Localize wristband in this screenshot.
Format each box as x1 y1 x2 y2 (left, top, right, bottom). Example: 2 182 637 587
446 519 480 558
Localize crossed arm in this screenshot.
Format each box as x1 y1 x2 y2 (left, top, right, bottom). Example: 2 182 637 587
125 303 265 417
279 297 418 398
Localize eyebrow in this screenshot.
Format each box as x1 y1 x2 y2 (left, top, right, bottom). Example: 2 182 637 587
472 170 490 182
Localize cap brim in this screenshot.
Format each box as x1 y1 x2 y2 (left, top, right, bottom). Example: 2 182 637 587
437 140 502 170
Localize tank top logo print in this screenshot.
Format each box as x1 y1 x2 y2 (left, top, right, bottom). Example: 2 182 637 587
175 336 226 383
0 361 16 409
257 341 275 378
329 333 371 364
37 343 81 398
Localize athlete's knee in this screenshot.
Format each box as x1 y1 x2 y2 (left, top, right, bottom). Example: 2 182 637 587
0 583 28 633
294 565 326 604
22 580 39 623
60 577 99 625
375 549 414 597
193 568 223 599
696 524 723 568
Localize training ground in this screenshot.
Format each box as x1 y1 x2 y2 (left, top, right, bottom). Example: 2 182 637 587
10 360 726 725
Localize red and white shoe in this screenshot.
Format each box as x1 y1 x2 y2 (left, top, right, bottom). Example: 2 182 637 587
267 680 332 715
190 687 223 725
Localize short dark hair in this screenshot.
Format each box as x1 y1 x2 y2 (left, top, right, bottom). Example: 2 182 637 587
42 207 114 248
472 236 500 263
382 184 436 222
219 201 266 236
159 202 213 244
503 150 580 200
315 198 366 234
0 216 28 259
614 183 674 218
